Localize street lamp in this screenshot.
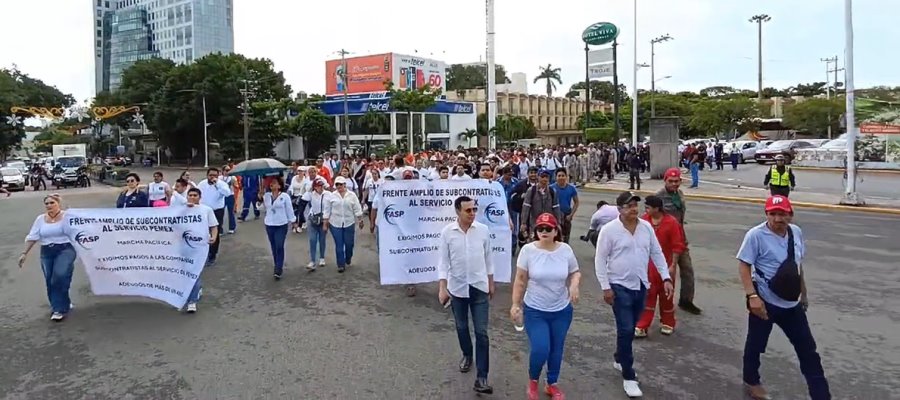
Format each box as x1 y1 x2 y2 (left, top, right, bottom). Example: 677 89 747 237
651 75 672 117
841 0 862 205
633 62 649 146
177 89 209 168
749 14 771 100
333 49 353 159
650 34 673 117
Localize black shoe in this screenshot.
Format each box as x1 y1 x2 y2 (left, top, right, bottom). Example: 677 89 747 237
273 272 282 280
458 356 472 373
206 258 216 267
473 378 493 394
679 301 703 315
338 266 345 273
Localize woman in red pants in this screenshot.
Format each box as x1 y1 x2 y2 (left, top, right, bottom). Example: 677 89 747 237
636 195 685 337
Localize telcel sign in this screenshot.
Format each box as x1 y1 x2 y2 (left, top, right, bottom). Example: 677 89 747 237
582 22 619 46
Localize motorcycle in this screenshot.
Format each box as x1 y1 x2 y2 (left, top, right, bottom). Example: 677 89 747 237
76 166 91 188
30 170 46 191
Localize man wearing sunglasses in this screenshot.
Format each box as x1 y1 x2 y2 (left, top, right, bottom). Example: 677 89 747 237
438 195 495 395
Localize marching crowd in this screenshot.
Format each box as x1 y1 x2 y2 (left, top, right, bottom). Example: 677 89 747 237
18 142 830 399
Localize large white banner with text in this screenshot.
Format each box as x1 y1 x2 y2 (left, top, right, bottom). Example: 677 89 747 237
64 207 211 308
376 180 512 285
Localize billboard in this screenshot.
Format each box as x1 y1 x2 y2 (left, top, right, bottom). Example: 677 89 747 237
391 53 447 93
325 53 448 96
325 54 392 96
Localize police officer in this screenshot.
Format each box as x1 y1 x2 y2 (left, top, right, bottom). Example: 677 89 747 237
764 155 796 197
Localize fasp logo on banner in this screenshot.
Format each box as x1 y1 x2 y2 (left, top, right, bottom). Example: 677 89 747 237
375 180 512 285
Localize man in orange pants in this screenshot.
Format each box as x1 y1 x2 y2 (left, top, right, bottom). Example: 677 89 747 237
636 195 685 337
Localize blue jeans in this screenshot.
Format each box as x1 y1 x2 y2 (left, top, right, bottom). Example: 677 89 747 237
524 303 573 384
611 283 646 380
510 210 520 250
307 222 327 263
295 198 308 226
224 195 236 231
265 224 289 273
330 225 355 267
240 194 259 220
744 301 831 399
187 278 201 304
40 243 76 314
451 285 490 379
689 162 700 187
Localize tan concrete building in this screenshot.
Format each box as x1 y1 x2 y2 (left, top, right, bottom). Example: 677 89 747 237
445 89 610 145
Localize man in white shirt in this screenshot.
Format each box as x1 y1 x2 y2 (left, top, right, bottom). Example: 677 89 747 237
196 167 232 265
594 191 674 398
183 187 220 313
450 165 472 181
170 178 189 207
438 195 495 395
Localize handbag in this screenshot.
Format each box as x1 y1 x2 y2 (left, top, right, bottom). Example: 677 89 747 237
308 193 325 226
755 227 802 301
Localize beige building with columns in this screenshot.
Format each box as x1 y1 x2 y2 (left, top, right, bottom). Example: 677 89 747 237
445 89 611 146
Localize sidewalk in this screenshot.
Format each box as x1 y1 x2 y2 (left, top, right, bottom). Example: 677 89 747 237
583 175 900 215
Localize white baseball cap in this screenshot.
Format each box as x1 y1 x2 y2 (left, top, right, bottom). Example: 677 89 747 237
334 176 348 185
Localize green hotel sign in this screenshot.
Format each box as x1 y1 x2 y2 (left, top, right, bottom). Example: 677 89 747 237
582 22 619 46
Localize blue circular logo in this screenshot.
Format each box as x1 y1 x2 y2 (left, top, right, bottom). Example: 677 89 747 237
382 204 405 225
484 202 506 224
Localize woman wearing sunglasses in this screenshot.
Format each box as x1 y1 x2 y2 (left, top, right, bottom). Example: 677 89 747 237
19 194 77 322
323 176 364 273
510 212 582 400
116 173 150 208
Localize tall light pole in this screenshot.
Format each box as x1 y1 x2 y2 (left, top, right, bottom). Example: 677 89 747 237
650 34 672 117
821 56 838 139
631 0 639 146
335 49 352 158
486 0 497 150
841 0 863 205
177 89 209 167
749 14 771 100
651 75 672 117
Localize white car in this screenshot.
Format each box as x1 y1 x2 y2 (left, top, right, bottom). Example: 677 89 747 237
726 141 764 164
1 167 26 191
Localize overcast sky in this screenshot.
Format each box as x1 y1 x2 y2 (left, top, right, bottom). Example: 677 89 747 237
1 0 897 103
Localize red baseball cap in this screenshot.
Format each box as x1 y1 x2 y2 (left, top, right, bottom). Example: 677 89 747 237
765 195 793 213
664 167 682 179
535 213 558 229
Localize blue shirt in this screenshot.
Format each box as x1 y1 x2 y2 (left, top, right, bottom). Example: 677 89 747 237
497 177 518 202
550 183 578 214
117 190 150 208
736 222 805 309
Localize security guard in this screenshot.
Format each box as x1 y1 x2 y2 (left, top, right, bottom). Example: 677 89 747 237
763 155 795 197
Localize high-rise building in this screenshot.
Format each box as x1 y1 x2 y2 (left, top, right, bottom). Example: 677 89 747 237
93 0 234 94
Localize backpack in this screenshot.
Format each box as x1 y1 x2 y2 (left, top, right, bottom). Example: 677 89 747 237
526 184 556 213
509 180 531 213
755 227 802 301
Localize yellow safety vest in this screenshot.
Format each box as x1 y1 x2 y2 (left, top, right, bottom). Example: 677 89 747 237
769 167 791 187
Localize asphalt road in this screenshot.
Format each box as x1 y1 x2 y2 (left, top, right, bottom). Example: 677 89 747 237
697 163 900 201
1 187 898 399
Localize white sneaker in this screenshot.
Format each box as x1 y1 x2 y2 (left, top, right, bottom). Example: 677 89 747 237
186 303 197 313
623 380 642 397
306 262 316 271
50 312 64 321
227 230 235 234
301 223 307 230
198 288 203 300
613 362 623 372
318 259 326 267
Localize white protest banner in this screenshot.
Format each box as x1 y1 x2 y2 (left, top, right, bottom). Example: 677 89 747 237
376 179 512 285
64 206 211 308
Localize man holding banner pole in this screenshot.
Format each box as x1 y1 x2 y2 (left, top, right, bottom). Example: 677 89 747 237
438 195 495 395
184 187 220 313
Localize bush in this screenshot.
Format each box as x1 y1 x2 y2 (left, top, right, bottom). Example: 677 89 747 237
586 127 616 144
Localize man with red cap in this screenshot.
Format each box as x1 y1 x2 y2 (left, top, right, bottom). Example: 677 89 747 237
656 167 701 315
736 195 830 400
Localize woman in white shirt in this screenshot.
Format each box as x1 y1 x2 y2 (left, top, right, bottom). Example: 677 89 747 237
147 171 172 207
289 167 307 233
323 176 364 273
19 193 76 322
361 168 381 211
179 171 198 188
510 213 582 400
301 179 330 270
262 176 296 280
337 166 359 195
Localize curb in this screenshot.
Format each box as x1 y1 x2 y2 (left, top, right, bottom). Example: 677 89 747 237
791 166 900 175
581 185 900 216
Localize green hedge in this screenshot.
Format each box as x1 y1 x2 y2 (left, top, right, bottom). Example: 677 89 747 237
585 127 616 144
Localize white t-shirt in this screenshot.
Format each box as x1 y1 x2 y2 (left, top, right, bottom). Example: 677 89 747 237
516 242 579 312
189 203 220 232
450 174 472 181
363 177 382 203
26 215 70 245
148 181 171 201
170 191 188 207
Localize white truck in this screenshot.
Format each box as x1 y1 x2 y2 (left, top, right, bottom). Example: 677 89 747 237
51 144 88 188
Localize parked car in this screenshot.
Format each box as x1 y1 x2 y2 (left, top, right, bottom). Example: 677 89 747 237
1 167 26 191
755 140 817 164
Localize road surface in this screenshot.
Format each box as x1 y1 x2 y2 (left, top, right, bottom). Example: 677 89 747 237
1 187 897 399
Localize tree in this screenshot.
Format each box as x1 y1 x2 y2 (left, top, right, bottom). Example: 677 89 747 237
567 81 629 103
445 64 509 92
0 67 74 159
688 97 763 139
782 97 844 136
576 111 610 130
458 128 478 147
495 115 536 141
387 81 440 152
786 82 827 97
283 108 337 159
534 64 562 97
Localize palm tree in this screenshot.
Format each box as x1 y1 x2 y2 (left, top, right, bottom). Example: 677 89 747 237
534 64 562 97
458 128 478 147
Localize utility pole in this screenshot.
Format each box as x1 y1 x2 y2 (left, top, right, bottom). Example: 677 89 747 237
821 56 838 139
336 49 351 158
240 79 252 161
841 0 862 205
650 34 672 117
486 0 497 150
631 0 638 146
749 14 771 100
